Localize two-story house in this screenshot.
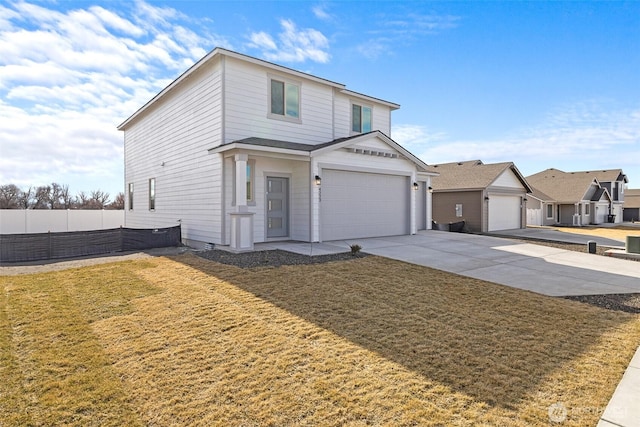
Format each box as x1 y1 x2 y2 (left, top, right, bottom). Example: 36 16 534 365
118 48 437 250
526 168 628 226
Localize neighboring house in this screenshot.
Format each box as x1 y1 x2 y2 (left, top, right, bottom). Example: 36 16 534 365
526 168 627 226
623 189 640 222
426 160 532 232
118 48 437 250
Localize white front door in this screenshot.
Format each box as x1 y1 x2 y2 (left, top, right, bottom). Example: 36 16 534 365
266 177 289 238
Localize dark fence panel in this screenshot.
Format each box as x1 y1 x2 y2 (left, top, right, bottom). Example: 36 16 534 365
0 226 181 264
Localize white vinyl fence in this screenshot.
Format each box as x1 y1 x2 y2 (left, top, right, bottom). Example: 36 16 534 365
0 209 125 234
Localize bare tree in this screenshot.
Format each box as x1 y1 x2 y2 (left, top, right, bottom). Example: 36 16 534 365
33 185 52 209
17 186 34 209
0 184 20 208
59 184 73 209
107 192 125 210
90 190 111 209
76 191 91 209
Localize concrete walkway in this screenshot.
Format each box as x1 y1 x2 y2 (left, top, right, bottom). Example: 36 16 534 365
264 231 640 427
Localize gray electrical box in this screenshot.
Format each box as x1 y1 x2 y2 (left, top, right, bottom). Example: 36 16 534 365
627 236 640 254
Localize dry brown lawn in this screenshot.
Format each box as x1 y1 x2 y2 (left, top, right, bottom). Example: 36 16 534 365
551 225 640 242
2 253 640 426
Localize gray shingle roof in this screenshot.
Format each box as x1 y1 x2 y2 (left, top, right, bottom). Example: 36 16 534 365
226 132 377 152
426 160 531 192
526 168 601 203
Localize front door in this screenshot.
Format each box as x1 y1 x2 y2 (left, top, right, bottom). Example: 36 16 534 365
266 177 288 238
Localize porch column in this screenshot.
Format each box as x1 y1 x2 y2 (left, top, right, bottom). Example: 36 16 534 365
310 160 320 242
410 172 417 235
426 176 433 230
229 153 254 252
235 153 248 211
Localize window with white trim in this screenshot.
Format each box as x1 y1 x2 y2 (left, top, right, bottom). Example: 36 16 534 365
455 203 463 218
128 183 134 211
149 178 155 211
352 104 372 133
585 203 590 215
546 204 553 219
270 78 300 120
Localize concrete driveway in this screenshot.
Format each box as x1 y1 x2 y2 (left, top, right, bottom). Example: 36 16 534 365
266 230 640 297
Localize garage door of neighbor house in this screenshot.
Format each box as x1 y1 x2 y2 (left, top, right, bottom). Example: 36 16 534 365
488 195 522 231
321 170 409 241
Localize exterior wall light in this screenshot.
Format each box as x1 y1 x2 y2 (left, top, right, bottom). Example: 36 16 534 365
315 175 322 185
412 182 419 191
428 186 433 193
484 196 490 201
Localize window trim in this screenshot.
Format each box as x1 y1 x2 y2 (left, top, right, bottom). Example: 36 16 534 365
455 203 463 218
268 74 302 123
546 204 553 219
128 182 134 211
148 178 155 211
585 203 590 215
351 102 373 134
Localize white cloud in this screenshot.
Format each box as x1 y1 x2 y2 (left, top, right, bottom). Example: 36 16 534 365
393 102 640 175
247 19 330 63
312 4 332 21
0 1 226 195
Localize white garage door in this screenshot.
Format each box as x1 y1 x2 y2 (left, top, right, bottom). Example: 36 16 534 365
321 170 409 241
488 195 522 231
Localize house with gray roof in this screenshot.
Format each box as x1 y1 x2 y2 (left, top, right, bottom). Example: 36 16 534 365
526 168 627 226
118 48 437 251
426 160 532 232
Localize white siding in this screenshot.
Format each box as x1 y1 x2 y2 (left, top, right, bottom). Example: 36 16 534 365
223 57 334 144
333 92 392 138
492 169 525 189
223 155 310 244
124 58 224 246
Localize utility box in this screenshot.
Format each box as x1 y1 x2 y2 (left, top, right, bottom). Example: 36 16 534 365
587 241 597 254
627 236 640 254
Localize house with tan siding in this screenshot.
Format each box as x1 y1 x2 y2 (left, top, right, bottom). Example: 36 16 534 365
427 160 532 232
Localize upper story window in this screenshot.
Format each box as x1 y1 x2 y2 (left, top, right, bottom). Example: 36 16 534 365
352 104 372 133
270 78 300 120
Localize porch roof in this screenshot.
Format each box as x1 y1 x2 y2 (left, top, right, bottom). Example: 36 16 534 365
208 131 435 173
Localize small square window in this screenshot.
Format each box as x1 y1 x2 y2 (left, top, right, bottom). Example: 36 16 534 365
352 104 372 133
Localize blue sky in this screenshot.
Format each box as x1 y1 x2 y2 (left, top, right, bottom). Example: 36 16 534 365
1 0 639 198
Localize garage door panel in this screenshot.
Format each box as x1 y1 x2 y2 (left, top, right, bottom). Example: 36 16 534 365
488 195 521 231
321 170 409 241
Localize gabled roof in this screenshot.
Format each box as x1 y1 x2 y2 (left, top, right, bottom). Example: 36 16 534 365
590 187 611 202
426 160 532 192
208 130 435 173
118 47 399 130
567 168 629 184
526 168 601 203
